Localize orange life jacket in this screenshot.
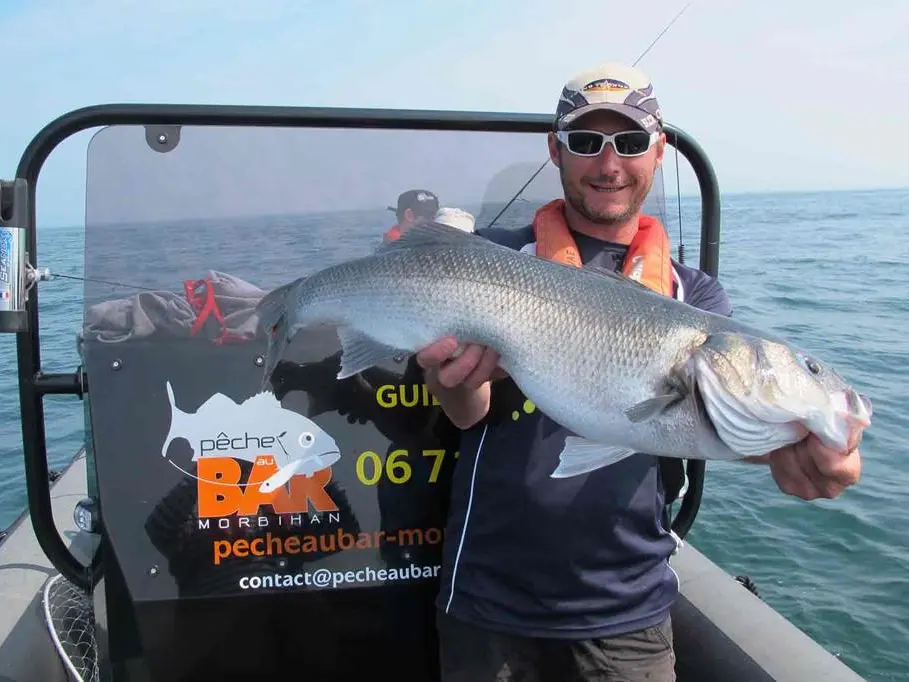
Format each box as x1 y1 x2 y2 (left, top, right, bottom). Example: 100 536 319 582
531 198 675 297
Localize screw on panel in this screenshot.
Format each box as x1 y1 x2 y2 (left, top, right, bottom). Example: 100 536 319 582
254 355 264 367
111 359 122 370
148 565 159 577
144 125 181 153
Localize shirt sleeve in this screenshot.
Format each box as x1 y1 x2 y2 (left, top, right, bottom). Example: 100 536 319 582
676 265 734 317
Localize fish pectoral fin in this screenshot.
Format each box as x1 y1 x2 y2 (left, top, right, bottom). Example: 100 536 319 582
550 437 638 479
624 388 686 423
336 327 407 379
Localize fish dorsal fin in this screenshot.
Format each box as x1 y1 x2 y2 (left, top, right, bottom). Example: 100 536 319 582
375 221 498 254
239 390 283 410
197 392 241 412
581 263 656 293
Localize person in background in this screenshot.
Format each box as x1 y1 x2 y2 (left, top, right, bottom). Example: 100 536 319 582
413 62 863 682
384 189 440 242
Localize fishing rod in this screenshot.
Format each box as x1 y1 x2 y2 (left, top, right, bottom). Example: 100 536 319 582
645 2 693 264
484 1 694 263
632 2 692 67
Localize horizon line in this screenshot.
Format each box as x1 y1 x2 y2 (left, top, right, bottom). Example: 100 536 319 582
35 184 909 231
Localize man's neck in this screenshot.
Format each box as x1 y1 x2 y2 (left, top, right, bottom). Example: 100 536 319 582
564 203 640 245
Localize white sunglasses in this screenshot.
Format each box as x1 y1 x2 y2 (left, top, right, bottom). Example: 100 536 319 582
555 129 659 157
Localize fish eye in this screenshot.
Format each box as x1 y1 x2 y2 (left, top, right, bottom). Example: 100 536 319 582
298 432 315 448
803 356 822 375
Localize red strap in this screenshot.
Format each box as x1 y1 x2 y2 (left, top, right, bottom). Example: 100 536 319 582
183 278 246 345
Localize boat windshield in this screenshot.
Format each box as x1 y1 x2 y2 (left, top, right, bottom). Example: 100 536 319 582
82 122 669 302
76 118 670 676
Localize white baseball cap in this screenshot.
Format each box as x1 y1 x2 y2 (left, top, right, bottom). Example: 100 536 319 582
554 62 664 133
434 207 476 233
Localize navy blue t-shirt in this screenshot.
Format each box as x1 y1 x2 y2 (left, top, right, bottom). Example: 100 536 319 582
436 223 733 639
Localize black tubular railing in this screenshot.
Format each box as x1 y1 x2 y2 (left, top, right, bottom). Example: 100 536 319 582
12 104 722 590
664 126 722 539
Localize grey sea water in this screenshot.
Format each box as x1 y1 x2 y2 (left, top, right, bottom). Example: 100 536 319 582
0 187 906 681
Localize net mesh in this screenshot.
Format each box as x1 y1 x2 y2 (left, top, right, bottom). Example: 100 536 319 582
42 573 99 682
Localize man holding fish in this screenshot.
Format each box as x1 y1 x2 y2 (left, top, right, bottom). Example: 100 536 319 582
410 63 866 681
255 61 870 682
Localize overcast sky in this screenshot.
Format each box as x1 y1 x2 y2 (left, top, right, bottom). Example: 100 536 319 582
2 0 906 227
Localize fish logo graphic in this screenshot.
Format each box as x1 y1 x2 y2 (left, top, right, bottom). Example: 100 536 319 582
161 381 341 494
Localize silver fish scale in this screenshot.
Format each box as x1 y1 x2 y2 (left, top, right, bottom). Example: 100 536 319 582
268 228 866 464
287 241 742 458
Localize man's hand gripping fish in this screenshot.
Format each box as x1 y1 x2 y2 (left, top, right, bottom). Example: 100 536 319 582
254 221 872 478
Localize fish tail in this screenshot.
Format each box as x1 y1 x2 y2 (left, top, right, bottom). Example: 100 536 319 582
256 279 304 391
256 279 299 334
161 380 186 457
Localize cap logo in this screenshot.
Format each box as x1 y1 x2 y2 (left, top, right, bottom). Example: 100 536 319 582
582 77 630 93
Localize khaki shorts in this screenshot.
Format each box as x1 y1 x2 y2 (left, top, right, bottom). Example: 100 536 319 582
437 609 676 682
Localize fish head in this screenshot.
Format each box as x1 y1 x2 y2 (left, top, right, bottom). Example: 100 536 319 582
691 332 872 456
286 417 342 470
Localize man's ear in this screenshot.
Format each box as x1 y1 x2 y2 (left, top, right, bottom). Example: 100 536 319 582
654 130 666 167
547 131 562 169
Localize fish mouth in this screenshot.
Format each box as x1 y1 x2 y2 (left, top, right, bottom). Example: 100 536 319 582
301 449 341 468
845 389 873 426
834 389 872 451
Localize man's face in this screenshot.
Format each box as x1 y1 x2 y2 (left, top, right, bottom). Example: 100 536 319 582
548 109 665 226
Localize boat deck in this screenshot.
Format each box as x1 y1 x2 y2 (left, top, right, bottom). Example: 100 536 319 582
0 452 96 682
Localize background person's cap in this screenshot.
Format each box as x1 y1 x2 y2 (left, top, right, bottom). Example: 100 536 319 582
387 189 440 217
434 207 476 233
554 62 663 134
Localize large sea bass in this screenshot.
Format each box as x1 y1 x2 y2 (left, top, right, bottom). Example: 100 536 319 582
254 221 872 478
